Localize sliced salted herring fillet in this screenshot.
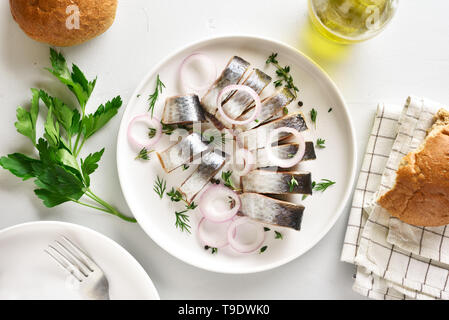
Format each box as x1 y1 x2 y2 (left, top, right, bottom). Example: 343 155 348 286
214 68 272 129
156 132 209 173
235 87 295 132
179 150 227 203
239 193 304 231
162 94 206 125
238 112 308 151
241 170 312 195
201 56 250 116
252 142 316 168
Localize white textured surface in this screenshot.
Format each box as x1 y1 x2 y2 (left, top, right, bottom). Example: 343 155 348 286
0 0 448 299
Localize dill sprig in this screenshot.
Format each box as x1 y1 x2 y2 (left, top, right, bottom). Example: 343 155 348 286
259 245 268 254
266 53 299 98
314 179 336 192
316 138 326 149
174 210 191 234
302 181 316 200
148 74 165 117
275 231 283 240
153 176 167 199
135 148 152 161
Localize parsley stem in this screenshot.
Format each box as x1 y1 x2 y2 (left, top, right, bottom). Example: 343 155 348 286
73 200 114 213
85 189 137 223
74 138 87 158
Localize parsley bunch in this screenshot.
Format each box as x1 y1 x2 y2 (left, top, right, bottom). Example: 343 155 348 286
0 49 136 222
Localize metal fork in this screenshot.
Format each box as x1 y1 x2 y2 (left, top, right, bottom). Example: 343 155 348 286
45 236 110 300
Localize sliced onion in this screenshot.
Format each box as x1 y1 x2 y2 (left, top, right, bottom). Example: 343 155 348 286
217 85 261 125
233 148 255 176
199 184 240 223
227 217 265 253
265 127 305 168
127 114 162 150
179 53 217 93
198 218 235 249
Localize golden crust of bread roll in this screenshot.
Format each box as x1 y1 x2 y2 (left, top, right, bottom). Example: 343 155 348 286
378 109 449 227
10 0 117 47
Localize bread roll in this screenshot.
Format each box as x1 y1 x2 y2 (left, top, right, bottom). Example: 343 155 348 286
377 109 449 227
10 0 117 47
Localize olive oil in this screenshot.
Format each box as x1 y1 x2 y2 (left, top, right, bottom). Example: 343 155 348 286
309 0 398 43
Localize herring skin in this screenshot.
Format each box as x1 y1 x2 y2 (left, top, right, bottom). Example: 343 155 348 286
162 94 206 125
201 56 251 116
241 170 313 195
238 112 308 150
179 150 227 203
215 68 272 129
239 193 304 230
156 133 209 173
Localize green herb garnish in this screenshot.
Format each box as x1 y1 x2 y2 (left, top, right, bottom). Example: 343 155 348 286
264 227 271 232
205 246 218 254
302 182 316 200
0 49 135 223
275 231 283 240
167 187 183 202
266 53 299 97
310 108 317 128
314 179 336 192
316 138 326 149
135 148 152 161
288 176 299 192
283 107 289 115
328 108 333 113
182 164 190 171
153 176 167 199
260 246 268 254
148 74 165 117
222 170 238 190
175 210 191 234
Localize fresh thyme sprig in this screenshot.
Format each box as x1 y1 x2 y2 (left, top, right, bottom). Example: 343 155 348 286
288 176 299 192
266 53 299 98
175 210 191 234
153 176 167 199
148 74 165 117
316 138 326 149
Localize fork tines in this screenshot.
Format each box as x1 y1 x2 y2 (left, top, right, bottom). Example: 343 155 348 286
44 236 96 282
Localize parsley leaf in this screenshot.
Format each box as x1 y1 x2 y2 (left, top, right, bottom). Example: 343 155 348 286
14 88 40 145
81 96 122 140
46 48 96 110
80 148 104 187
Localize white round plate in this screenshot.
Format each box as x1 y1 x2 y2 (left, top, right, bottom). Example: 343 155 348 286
0 221 159 300
117 35 357 274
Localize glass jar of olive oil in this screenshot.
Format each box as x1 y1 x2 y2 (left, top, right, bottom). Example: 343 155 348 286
309 0 398 43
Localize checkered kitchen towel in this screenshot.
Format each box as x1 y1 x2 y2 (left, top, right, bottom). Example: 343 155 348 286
341 96 449 300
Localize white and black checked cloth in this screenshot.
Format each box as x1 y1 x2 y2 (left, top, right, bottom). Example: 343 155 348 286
341 96 449 300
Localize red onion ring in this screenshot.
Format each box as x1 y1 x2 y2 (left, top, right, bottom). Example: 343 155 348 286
199 184 240 223
197 217 235 249
217 85 261 125
179 53 217 93
127 114 162 150
233 148 255 176
227 217 265 253
265 127 305 168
